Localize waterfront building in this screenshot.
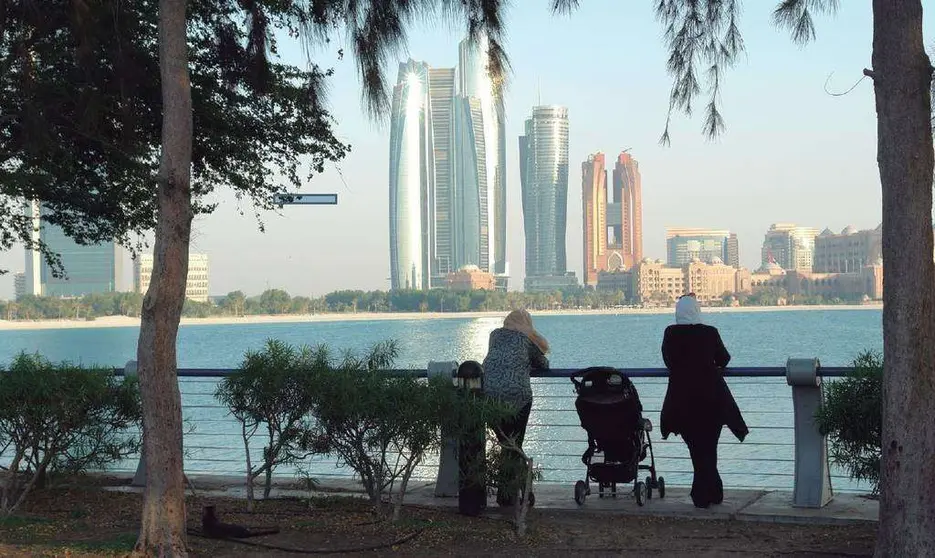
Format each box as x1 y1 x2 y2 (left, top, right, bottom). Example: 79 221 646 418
445 265 497 291
813 225 882 273
13 272 25 300
665 228 731 266
520 105 570 290
388 35 509 291
726 233 741 269
582 151 643 286
23 202 123 297
134 253 210 303
761 223 820 271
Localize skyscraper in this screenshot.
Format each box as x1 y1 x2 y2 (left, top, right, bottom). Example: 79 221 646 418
727 233 741 269
457 36 506 276
388 60 433 290
387 37 508 291
613 152 642 266
428 67 456 280
23 202 123 297
582 151 644 286
520 105 570 288
582 153 608 286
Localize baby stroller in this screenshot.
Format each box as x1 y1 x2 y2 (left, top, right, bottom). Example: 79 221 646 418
571 367 664 506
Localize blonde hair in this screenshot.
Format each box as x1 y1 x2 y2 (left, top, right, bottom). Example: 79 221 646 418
503 309 550 354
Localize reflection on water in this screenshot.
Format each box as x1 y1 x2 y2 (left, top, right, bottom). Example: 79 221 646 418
0 309 884 369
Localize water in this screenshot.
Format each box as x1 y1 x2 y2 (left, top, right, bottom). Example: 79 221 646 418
0 308 882 493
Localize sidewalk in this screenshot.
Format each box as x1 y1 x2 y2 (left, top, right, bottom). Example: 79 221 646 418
107 474 878 527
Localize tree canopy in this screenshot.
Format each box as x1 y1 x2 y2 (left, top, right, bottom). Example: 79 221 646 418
0 0 349 275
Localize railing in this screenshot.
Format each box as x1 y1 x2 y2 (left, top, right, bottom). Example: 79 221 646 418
111 360 849 508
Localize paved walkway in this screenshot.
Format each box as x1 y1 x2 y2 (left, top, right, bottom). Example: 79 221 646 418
106 474 878 526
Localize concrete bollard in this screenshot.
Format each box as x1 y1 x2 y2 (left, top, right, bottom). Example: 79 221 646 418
428 361 460 497
786 357 833 508
124 360 148 488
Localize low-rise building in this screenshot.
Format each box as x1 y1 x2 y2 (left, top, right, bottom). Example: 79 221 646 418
13 272 26 300
813 225 882 273
525 272 579 293
134 253 210 303
446 265 497 292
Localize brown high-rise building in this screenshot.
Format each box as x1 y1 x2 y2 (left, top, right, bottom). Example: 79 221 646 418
613 152 643 267
582 151 644 286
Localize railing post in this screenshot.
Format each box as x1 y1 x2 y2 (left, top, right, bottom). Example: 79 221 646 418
785 357 833 508
429 361 459 497
124 360 147 488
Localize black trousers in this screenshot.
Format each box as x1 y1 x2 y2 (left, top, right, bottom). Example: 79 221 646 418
681 423 724 508
493 401 532 506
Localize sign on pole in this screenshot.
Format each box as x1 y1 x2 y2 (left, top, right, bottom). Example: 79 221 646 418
274 193 338 207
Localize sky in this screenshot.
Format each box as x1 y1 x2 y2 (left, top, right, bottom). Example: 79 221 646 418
4 1 934 299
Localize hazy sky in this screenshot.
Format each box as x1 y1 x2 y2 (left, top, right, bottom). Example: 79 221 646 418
4 2 933 299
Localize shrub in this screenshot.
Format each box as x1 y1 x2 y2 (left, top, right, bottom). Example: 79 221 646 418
0 353 142 514
815 350 882 494
215 339 325 511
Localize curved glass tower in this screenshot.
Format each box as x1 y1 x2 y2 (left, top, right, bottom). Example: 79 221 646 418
389 61 433 290
458 35 506 275
519 106 570 280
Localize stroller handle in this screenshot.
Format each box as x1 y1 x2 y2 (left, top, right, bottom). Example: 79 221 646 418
570 366 627 391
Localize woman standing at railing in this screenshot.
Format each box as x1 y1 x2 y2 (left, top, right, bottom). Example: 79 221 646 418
482 308 550 507
661 293 748 509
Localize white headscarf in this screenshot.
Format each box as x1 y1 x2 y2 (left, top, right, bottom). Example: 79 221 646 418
675 294 702 325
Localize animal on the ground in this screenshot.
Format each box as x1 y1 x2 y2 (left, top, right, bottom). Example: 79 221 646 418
201 505 280 539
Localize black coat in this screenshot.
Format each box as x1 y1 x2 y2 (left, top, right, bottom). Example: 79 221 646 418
660 324 749 442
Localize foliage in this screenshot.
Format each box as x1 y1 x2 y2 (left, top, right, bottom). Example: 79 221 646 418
0 353 142 514
215 339 325 510
0 284 876 322
0 0 349 276
815 350 882 494
302 340 509 520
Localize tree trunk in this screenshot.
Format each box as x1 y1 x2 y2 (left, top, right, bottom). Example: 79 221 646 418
133 0 193 555
870 2 935 556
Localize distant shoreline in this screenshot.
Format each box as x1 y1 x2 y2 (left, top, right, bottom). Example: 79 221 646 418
0 303 883 332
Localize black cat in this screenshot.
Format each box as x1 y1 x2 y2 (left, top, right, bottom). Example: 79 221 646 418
201 505 280 539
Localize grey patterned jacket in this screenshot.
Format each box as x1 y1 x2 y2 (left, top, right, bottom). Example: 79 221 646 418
482 328 550 409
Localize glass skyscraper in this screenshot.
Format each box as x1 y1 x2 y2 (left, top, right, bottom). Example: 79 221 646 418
388 36 508 291
388 61 433 290
457 35 506 276
23 202 122 297
519 106 570 284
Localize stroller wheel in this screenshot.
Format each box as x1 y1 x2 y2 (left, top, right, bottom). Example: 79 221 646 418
645 476 653 500
635 481 647 506
574 481 587 506
657 477 666 499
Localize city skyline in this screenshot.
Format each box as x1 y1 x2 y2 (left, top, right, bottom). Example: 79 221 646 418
0 2 897 299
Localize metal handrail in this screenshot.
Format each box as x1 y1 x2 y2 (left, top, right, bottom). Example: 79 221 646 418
114 366 853 378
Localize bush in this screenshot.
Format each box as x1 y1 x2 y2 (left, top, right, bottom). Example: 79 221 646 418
0 353 142 514
815 350 882 494
306 341 426 518
215 339 325 510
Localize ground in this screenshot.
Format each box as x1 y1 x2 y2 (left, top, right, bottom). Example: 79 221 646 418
0 478 876 557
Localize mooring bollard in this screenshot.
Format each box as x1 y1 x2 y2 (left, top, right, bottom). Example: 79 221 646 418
429 361 460 497
124 360 148 488
786 357 833 508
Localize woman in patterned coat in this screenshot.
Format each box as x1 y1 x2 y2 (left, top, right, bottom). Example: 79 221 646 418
482 309 550 507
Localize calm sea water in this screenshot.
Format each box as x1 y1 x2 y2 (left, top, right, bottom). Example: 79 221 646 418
0 309 883 494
